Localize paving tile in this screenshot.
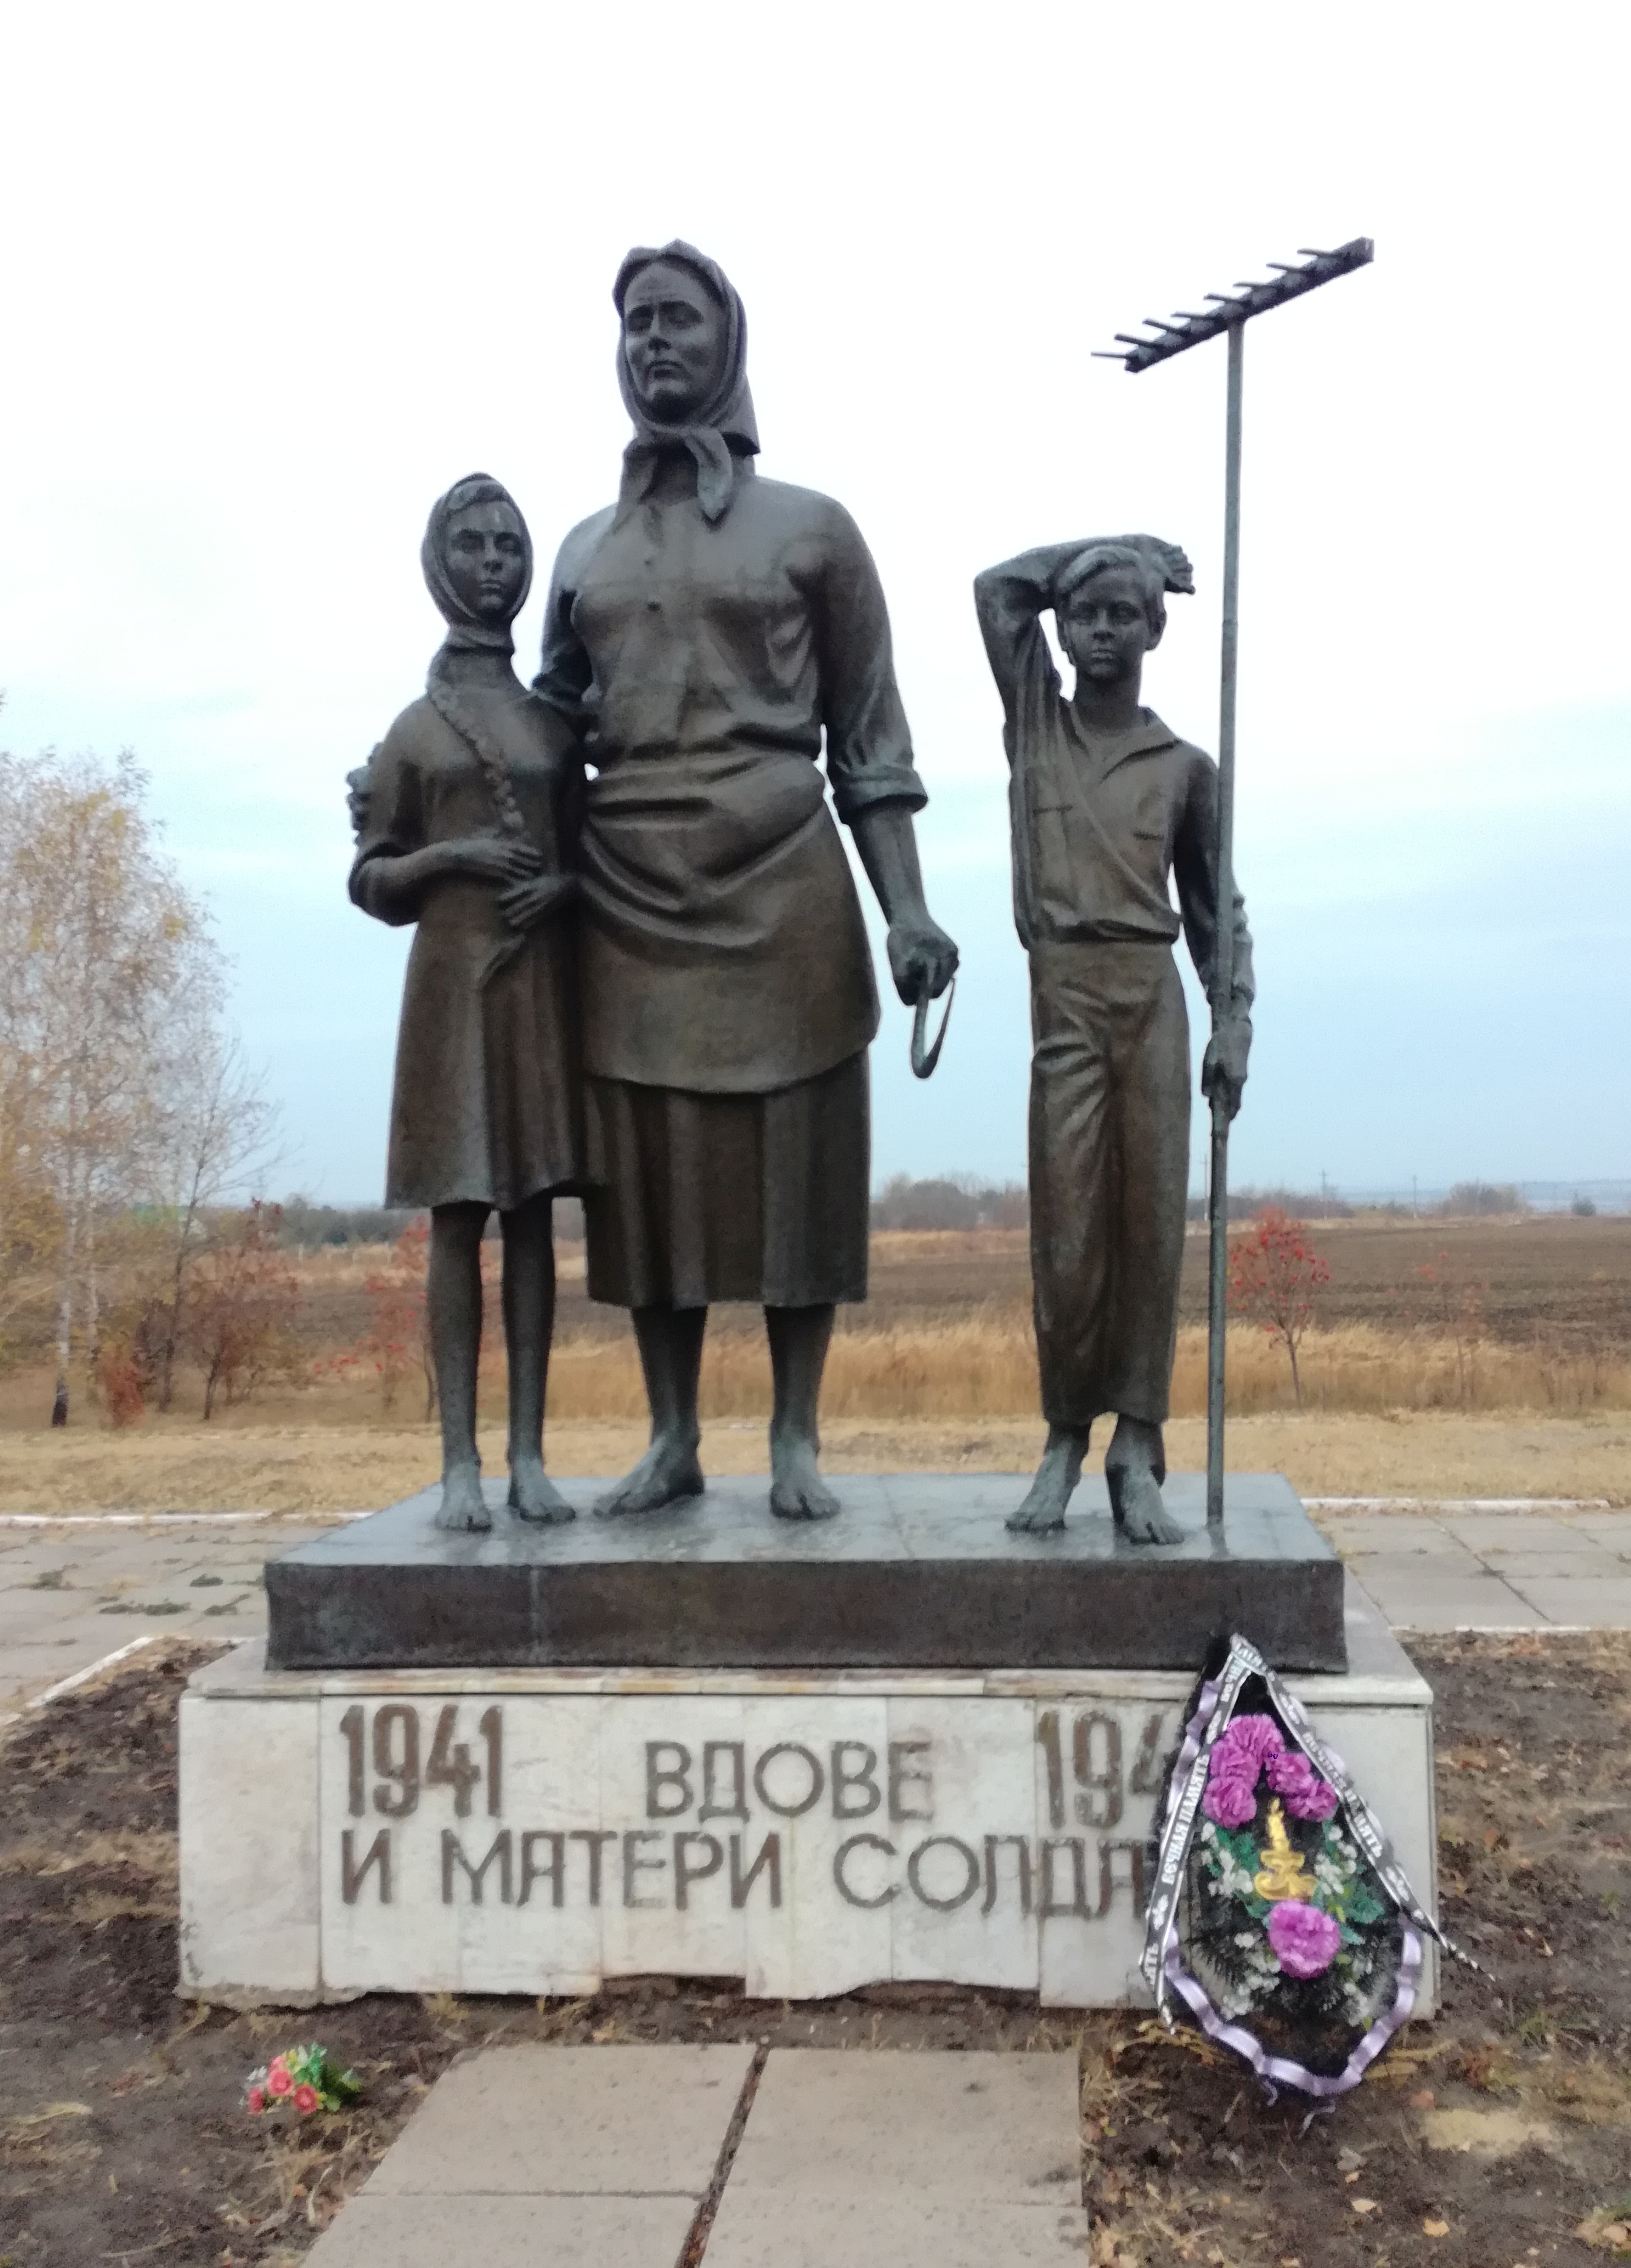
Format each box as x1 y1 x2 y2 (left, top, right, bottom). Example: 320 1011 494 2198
1500 1577 1631 1628
1471 1548 1626 1580
304 2191 697 2268
706 2194 1088 2268
366 2043 754 2198
1441 1516 1607 1553
724 2050 1080 2203
1315 1518 1475 1559
1350 1560 1550 1630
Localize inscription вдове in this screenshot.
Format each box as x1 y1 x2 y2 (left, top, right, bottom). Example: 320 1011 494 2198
329 1701 1175 1930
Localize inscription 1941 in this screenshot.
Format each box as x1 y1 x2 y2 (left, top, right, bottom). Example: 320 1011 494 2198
332 1702 1176 1932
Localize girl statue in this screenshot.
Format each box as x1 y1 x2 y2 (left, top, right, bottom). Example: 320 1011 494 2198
350 474 582 1531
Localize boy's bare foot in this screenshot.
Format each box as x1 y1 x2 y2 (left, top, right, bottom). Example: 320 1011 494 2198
769 1431 840 1521
594 1433 704 1518
1105 1415 1184 1545
1006 1424 1089 1533
508 1454 575 1525
436 1462 490 1532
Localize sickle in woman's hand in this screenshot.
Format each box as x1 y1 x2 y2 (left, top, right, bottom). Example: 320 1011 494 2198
911 975 955 1080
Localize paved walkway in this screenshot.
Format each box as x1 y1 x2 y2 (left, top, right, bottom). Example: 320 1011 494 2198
304 2044 1087 2268
2 1497 1629 1719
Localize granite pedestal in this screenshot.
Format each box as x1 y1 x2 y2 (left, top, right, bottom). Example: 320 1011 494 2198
266 1473 1345 1674
177 1573 1435 2011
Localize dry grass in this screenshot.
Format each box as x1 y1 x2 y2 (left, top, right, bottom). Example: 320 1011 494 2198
1 1407 1627 1512
542 1316 1631 1423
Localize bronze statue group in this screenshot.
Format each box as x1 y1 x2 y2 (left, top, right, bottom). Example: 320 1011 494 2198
348 241 1251 1544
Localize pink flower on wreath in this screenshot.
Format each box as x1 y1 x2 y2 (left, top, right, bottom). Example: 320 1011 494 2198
1267 1749 1340 1822
1220 1714 1285 1771
292 2084 320 2116
1202 1768 1260 1829
1266 1899 1342 1978
246 2086 266 2116
267 2060 292 2097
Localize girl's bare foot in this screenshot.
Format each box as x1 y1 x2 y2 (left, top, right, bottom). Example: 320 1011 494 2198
436 1461 490 1532
508 1454 575 1525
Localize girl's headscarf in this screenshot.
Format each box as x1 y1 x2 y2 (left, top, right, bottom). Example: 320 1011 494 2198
419 474 534 865
421 471 534 656
613 240 759 526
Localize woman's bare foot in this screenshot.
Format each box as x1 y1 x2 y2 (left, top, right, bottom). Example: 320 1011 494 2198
594 1431 704 1518
1105 1416 1184 1545
436 1461 490 1532
508 1454 575 1526
1006 1424 1088 1533
769 1430 839 1521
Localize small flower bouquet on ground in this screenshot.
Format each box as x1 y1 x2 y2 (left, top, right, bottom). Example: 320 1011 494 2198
1141 1636 1477 2098
244 2044 361 2119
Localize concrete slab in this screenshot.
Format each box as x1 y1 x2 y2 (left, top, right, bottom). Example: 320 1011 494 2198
704 2194 1090 2268
1474 1547 1627 1579
1441 1516 1610 1552
304 2192 698 2268
1503 1577 1631 1628
722 2050 1081 2203
1315 1517 1477 1558
1351 1559 1550 1629
365 2043 754 2199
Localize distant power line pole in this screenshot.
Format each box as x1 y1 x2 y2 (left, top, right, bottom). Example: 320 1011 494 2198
1097 238 1373 1524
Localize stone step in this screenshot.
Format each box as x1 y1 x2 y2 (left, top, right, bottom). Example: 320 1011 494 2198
703 2049 1088 2268
304 2041 752 2267
304 2043 1087 2267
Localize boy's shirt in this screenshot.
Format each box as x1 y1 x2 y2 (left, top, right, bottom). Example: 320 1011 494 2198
986 592 1254 1011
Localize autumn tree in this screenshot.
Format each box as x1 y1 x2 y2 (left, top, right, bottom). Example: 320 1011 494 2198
359 1216 436 1416
184 1200 301 1419
1227 1207 1330 1406
0 739 278 1420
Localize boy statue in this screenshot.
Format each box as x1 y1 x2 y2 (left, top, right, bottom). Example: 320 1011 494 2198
973 535 1254 1541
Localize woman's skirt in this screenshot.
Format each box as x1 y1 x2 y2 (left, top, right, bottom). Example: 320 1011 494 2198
583 1052 870 1308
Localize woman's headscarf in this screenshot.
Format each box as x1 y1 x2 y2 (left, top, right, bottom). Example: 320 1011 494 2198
421 471 534 655
613 241 759 525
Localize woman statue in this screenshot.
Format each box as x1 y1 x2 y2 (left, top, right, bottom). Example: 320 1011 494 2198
536 241 958 1521
351 474 582 1532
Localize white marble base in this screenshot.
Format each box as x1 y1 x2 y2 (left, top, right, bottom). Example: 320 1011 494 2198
179 1575 1437 2011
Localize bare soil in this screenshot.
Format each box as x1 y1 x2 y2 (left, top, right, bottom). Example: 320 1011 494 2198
1 1636 1627 2266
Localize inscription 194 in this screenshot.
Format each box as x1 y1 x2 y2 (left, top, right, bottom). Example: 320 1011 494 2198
338 1702 502 1819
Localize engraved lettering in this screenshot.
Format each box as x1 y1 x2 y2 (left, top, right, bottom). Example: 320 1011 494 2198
833 1832 897 1908
673 1831 724 1908
1127 1710 1172 1797
906 1834 981 1911
982 1833 1034 1916
441 1828 513 1905
887 1740 933 1823
645 1741 693 1819
1072 1711 1124 1829
340 1826 391 1904
479 1705 503 1815
425 1704 481 1816
699 1741 749 1823
373 1702 420 1817
753 1742 825 1818
623 1829 667 1907
1039 1837 1094 1919
1100 1836 1149 1916
730 1831 782 1908
1037 1710 1065 1831
339 1704 365 1818
518 1830 565 1908
569 1828 617 1906
830 1741 882 1820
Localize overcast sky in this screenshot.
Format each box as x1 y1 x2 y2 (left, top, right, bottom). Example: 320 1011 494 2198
2 1 1627 1202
